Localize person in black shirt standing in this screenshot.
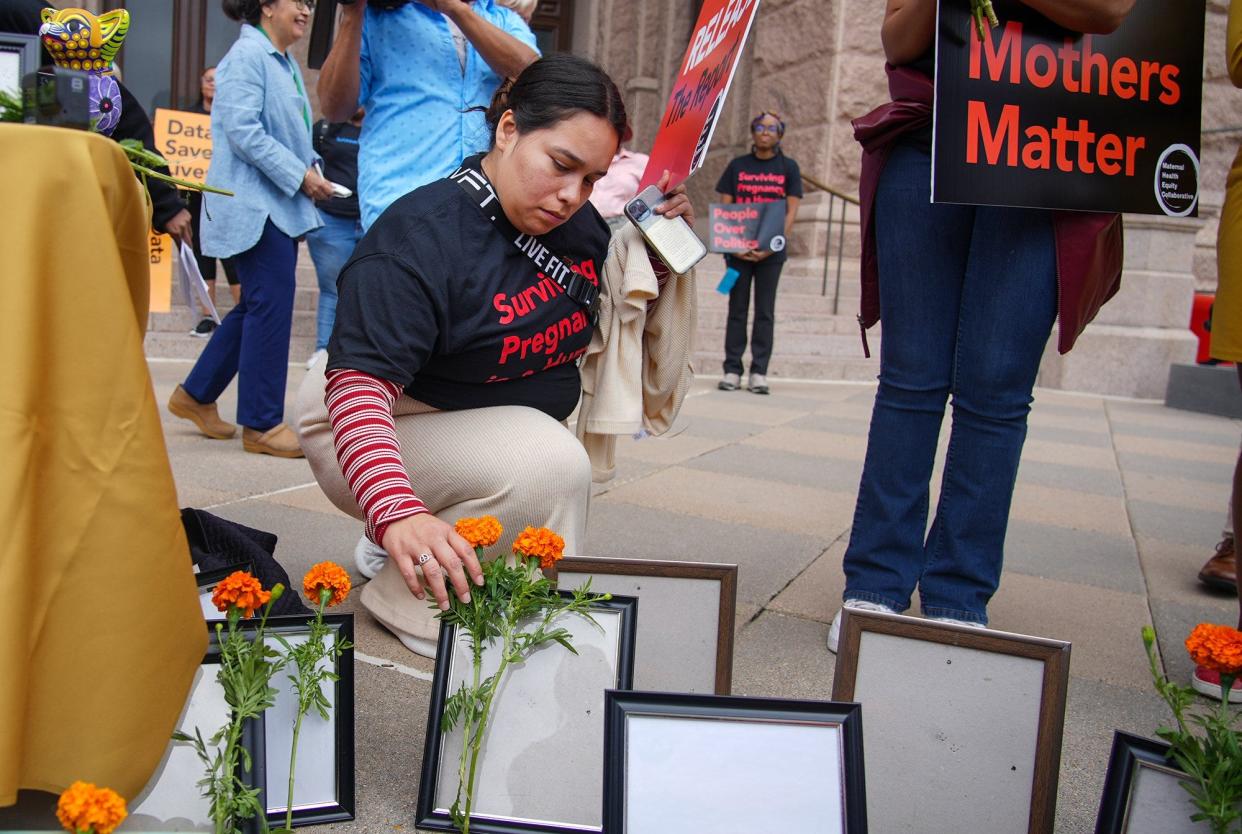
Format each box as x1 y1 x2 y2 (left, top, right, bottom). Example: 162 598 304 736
304 108 363 368
715 112 803 395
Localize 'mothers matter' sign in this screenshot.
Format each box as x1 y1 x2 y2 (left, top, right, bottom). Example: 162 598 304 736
932 0 1204 216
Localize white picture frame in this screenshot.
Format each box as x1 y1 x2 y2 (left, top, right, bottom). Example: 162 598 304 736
833 609 1071 834
551 557 737 694
126 629 265 833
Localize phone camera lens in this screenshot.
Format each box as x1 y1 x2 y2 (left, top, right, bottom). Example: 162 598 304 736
628 200 649 221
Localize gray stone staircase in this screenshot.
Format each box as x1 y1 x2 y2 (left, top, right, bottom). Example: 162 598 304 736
144 251 322 365
692 253 880 382
144 249 881 383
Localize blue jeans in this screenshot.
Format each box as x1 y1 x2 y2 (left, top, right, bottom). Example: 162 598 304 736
183 220 298 431
307 211 363 351
842 144 1057 624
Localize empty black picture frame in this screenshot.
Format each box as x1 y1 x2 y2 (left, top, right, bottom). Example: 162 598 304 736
1095 731 1209 834
603 691 868 834
0 33 39 96
417 593 638 834
195 560 257 621
260 613 356 828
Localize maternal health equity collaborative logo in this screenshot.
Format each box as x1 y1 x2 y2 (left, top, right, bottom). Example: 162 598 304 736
1154 144 1199 217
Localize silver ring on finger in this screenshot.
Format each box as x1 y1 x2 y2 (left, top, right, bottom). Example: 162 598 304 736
418 552 433 566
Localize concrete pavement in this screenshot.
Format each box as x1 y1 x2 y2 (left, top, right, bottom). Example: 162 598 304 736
157 359 1238 833
9 358 1235 832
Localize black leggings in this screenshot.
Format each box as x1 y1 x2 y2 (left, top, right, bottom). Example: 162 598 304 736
722 257 783 376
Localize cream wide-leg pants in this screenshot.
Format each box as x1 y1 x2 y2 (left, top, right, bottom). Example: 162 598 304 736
295 358 592 645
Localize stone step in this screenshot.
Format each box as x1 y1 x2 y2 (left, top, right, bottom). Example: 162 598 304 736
695 328 875 358
143 329 320 363
697 288 864 316
693 351 879 382
695 307 872 336
149 305 320 336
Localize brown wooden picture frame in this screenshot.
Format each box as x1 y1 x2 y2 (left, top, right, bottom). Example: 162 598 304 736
549 558 737 695
832 609 1071 834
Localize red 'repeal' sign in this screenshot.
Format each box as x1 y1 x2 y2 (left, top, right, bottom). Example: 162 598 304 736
638 0 762 190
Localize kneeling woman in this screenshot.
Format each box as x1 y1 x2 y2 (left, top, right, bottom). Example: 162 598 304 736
297 54 695 655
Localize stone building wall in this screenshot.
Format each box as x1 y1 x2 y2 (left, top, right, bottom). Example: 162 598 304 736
51 0 1242 289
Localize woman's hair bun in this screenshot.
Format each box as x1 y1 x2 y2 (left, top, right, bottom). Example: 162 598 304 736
484 54 628 148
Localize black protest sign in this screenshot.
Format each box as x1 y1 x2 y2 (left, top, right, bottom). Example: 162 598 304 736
932 0 1204 216
707 201 787 253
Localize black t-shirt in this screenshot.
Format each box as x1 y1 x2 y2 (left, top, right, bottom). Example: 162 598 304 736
312 119 361 219
714 151 803 265
328 154 611 421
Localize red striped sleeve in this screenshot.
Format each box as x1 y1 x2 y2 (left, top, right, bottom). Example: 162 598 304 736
324 369 428 546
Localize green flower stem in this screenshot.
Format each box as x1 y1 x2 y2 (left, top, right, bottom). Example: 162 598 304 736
127 161 234 195
283 594 325 831
970 0 998 41
461 625 512 833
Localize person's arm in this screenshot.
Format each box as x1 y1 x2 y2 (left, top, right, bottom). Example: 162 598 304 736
783 159 803 241
317 1 367 123
881 0 1134 66
1020 0 1134 34
784 196 802 240
324 369 481 609
217 48 317 198
434 0 538 79
881 0 936 67
110 82 192 239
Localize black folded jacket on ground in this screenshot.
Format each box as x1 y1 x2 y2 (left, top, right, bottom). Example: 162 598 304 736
181 507 312 617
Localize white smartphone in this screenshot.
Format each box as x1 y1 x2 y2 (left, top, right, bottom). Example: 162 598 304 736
314 164 353 199
625 184 707 274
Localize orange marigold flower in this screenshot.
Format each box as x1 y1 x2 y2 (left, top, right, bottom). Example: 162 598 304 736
56 781 127 834
1186 623 1242 676
456 516 503 549
512 526 565 570
303 561 352 606
211 570 271 618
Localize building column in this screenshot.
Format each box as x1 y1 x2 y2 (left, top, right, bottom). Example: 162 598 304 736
1038 215 1200 398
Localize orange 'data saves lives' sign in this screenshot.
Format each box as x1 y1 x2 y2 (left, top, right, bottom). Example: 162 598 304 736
639 0 762 190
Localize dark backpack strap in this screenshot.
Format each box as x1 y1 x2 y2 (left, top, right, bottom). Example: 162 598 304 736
449 163 600 326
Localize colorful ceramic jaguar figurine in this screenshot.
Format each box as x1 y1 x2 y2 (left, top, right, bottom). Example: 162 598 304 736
37 8 130 135
38 7 129 73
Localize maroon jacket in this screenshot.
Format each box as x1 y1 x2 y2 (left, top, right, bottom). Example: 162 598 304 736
853 64 1124 355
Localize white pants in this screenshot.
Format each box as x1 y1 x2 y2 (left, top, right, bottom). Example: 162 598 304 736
295 358 592 642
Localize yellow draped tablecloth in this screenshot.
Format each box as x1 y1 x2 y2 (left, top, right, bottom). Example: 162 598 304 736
0 124 207 806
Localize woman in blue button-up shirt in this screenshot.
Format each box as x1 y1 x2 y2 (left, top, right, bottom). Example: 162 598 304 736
169 0 335 458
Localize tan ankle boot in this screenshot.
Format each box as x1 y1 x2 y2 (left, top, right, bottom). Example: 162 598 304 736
168 385 236 439
242 424 304 458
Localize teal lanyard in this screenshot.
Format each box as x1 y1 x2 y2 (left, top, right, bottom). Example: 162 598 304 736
257 24 311 133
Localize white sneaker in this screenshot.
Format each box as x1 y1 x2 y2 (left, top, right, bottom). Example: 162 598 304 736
827 599 899 654
354 536 388 579
306 348 328 370
926 615 987 630
749 373 770 395
718 372 741 391
392 627 439 659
